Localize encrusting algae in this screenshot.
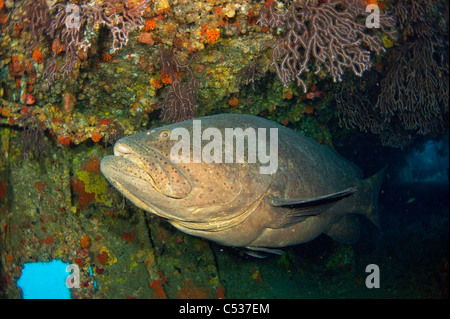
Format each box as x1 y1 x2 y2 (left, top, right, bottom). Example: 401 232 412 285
0 0 341 146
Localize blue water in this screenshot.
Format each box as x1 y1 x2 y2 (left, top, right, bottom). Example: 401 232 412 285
17 260 71 299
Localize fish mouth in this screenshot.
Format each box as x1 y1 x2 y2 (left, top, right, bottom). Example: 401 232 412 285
112 141 192 199
111 143 161 194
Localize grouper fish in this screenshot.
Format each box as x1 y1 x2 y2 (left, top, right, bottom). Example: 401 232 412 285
101 114 383 255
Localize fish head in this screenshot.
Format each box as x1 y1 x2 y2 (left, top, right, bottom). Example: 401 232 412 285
25 93 35 105
100 119 267 224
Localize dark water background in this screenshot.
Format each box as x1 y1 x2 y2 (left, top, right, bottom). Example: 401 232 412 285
337 135 449 298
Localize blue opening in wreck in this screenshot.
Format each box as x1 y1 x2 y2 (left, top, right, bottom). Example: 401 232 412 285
17 260 71 299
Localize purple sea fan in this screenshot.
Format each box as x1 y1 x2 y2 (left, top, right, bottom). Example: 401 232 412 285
157 48 199 123
159 81 198 123
26 0 51 42
38 0 149 87
258 0 396 92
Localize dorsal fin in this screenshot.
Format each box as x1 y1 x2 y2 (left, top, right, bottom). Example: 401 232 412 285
269 187 357 228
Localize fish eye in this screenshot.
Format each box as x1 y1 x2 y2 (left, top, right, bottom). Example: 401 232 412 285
159 130 170 139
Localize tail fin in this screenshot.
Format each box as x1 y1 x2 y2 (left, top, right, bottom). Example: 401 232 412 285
358 167 386 229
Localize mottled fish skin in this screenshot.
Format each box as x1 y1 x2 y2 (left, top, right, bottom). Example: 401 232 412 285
101 114 383 251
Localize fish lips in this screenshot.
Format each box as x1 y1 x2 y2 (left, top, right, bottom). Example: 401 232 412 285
100 154 159 203
102 142 192 200
101 153 176 215
101 153 196 222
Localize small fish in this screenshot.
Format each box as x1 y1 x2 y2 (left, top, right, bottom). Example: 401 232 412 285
406 197 416 204
25 93 35 105
101 114 384 254
88 266 98 290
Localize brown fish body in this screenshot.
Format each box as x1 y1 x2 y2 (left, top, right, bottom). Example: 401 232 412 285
101 114 382 252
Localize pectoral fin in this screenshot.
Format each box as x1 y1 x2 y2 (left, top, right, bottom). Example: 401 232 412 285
270 187 357 207
269 187 357 228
